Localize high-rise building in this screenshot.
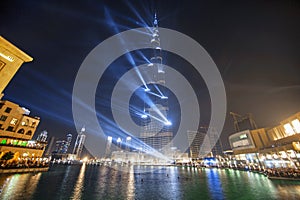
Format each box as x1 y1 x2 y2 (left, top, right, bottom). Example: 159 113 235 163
125 136 131 151
187 127 223 159
54 134 72 154
55 140 65 154
73 127 86 159
37 130 48 142
116 137 122 150
208 128 223 157
187 130 206 159
44 136 55 156
105 136 112 157
65 133 72 153
140 14 173 153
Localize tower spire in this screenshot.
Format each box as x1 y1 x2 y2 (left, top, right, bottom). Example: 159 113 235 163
154 12 158 26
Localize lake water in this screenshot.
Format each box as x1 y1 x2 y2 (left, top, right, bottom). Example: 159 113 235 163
0 164 300 200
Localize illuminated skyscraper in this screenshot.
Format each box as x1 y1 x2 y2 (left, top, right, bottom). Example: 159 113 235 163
125 136 132 151
140 13 173 153
54 133 72 154
64 133 72 153
37 130 48 142
105 136 112 157
73 127 86 159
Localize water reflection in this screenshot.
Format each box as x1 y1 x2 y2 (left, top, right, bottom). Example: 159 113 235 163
126 166 135 200
58 165 72 197
0 166 300 199
0 173 41 200
70 163 86 200
168 166 180 198
206 168 224 200
273 182 300 199
96 164 109 197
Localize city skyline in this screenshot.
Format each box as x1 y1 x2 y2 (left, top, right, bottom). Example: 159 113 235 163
1 2 300 199
1 0 300 152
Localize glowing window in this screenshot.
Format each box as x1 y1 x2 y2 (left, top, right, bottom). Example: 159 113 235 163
21 141 27 146
283 123 295 136
10 118 18 125
292 119 300 133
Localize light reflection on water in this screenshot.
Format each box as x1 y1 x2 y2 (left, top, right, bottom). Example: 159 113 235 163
1 165 300 200
206 168 224 200
126 166 135 200
0 173 41 200
70 163 86 200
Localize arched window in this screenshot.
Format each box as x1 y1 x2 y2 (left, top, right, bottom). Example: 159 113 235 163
26 130 32 136
31 121 36 128
17 129 25 134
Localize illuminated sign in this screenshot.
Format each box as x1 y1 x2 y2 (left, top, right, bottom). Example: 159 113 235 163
229 130 255 150
292 119 300 133
232 139 250 148
0 52 14 62
283 123 295 136
239 134 247 139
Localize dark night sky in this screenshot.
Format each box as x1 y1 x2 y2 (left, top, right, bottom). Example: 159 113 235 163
1 0 300 150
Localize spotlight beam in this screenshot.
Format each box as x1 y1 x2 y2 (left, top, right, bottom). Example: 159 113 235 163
148 91 162 98
153 84 164 96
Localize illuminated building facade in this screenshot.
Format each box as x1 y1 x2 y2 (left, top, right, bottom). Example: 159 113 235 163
229 112 300 168
54 133 72 154
0 36 33 97
140 14 173 153
0 100 45 157
0 36 46 160
105 136 112 157
37 130 48 142
73 127 86 159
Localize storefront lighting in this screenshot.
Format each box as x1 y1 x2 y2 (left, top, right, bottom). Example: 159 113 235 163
283 123 295 136
291 119 300 133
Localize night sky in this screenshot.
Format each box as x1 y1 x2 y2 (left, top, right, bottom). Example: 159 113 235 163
1 0 300 151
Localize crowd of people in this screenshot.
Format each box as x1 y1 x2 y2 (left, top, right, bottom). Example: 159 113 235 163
0 158 49 169
264 168 300 179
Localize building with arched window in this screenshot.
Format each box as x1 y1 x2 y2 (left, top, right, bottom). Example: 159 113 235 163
0 100 46 158
0 36 46 159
